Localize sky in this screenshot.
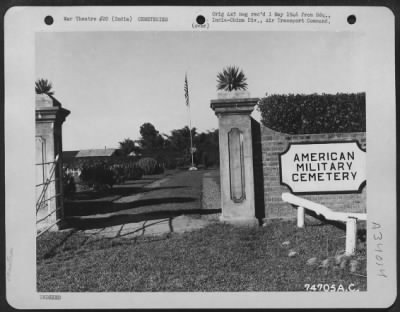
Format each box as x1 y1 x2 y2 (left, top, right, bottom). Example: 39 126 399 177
36 31 365 151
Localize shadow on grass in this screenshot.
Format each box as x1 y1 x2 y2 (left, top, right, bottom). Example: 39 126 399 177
65 196 198 216
84 218 175 241
116 220 170 239
111 185 188 197
64 208 221 230
38 229 77 260
303 209 367 241
67 185 188 200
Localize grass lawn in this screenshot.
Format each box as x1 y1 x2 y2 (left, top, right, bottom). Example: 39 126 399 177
37 220 366 292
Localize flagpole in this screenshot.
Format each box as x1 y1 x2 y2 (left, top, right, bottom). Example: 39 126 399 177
185 72 195 168
188 106 194 168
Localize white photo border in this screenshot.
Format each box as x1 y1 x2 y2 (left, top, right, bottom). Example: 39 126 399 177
4 6 396 309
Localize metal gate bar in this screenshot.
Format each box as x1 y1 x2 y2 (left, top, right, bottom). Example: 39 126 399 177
36 154 63 237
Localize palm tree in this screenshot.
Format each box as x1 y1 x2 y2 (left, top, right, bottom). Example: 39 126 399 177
35 78 54 96
216 66 248 91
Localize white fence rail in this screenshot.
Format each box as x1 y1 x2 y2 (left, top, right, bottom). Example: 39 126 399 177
281 192 366 255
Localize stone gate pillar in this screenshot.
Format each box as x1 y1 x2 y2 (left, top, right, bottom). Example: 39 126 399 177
210 97 259 226
36 94 70 230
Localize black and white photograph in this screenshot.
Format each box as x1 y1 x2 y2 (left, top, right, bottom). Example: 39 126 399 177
4 6 397 309
34 29 368 292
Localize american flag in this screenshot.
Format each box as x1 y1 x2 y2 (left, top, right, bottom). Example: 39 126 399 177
184 73 190 107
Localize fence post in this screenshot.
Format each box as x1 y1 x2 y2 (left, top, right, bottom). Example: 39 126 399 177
297 206 305 228
345 217 357 255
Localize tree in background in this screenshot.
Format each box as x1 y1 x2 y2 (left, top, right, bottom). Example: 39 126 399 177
118 124 219 169
194 129 219 168
166 126 197 166
35 78 55 96
216 66 248 91
168 126 197 154
138 123 165 152
166 127 219 168
118 138 140 156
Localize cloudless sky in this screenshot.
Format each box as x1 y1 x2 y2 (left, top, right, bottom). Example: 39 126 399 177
36 31 365 150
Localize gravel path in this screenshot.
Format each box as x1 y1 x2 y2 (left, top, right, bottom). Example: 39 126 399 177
202 170 221 211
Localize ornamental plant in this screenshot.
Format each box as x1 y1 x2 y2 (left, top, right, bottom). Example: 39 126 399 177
137 157 164 175
35 78 54 96
216 66 248 91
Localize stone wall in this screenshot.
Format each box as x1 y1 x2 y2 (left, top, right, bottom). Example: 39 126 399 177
261 126 366 220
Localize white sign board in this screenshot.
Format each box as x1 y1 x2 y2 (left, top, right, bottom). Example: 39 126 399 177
279 141 366 194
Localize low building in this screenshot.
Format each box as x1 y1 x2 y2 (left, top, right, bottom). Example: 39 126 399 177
63 148 122 168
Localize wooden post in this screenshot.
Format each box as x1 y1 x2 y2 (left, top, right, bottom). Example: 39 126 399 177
297 206 305 228
345 218 357 255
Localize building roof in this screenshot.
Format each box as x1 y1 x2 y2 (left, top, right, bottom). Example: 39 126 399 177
63 150 79 159
75 148 118 158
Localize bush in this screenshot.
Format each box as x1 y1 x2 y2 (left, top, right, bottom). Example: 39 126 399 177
258 93 366 134
107 159 144 181
65 158 146 192
163 158 177 170
111 165 127 185
130 166 144 179
62 171 76 198
79 163 117 190
121 163 144 180
137 157 164 175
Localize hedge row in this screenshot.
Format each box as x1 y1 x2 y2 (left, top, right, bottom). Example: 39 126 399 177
258 93 366 134
136 157 164 175
63 157 163 193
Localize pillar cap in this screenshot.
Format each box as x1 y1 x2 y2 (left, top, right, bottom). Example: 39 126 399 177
210 97 259 115
36 94 70 123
